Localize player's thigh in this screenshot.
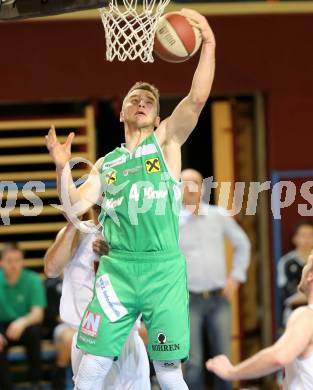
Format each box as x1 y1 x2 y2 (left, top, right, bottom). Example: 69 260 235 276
141 256 190 361
72 332 84 380
77 256 139 357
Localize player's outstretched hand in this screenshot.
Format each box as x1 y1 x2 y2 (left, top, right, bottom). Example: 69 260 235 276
180 8 215 46
206 355 235 380
46 125 75 170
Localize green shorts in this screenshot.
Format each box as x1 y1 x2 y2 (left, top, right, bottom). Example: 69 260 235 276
76 249 189 361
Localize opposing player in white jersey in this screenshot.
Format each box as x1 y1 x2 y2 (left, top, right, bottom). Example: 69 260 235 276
44 214 151 390
206 253 313 389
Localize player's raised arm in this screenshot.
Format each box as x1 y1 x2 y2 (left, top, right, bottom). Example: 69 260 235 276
158 8 215 146
46 126 102 216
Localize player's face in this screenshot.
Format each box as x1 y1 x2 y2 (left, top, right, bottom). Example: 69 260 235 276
121 90 160 129
293 225 313 252
0 249 24 281
298 254 313 293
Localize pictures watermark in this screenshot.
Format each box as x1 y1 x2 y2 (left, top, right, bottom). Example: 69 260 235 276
1 158 313 231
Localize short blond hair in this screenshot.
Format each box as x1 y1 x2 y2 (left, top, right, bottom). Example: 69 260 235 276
124 81 160 115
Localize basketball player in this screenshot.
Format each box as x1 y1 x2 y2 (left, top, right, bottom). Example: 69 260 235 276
46 8 215 390
44 212 151 390
206 253 313 389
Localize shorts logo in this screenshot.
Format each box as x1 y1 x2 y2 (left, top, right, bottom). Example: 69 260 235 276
105 170 117 184
163 362 175 367
81 311 101 338
152 331 180 352
157 332 167 344
95 274 128 322
145 158 161 174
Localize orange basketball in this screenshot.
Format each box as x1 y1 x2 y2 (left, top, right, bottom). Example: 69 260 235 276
154 12 202 63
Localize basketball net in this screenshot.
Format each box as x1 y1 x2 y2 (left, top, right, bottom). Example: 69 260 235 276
99 0 170 63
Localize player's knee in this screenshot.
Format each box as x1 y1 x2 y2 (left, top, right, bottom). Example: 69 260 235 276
75 354 113 390
153 360 188 390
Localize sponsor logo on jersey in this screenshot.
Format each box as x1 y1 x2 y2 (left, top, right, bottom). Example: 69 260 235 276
145 158 161 173
134 143 157 158
144 187 168 199
104 196 124 209
102 155 126 170
105 170 117 185
123 165 142 176
81 310 101 338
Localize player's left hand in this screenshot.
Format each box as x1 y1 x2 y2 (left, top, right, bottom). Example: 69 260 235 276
206 355 235 380
222 277 240 301
180 8 215 46
6 318 27 341
92 237 109 256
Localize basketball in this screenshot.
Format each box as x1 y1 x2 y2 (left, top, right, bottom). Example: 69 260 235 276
154 12 202 63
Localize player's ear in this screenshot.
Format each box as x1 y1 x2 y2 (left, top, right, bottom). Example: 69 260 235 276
154 116 161 127
120 110 124 123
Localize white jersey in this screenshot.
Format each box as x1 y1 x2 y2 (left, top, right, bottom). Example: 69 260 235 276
60 221 150 390
283 305 313 390
60 221 100 328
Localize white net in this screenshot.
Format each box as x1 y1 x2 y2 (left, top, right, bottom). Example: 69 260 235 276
99 0 170 63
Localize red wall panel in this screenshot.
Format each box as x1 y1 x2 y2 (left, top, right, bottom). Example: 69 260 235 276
1 14 313 172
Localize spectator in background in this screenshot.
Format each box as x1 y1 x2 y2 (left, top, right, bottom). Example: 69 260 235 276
180 169 251 390
0 242 47 390
277 220 313 324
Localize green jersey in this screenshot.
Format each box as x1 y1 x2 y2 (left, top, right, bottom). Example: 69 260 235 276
99 132 181 252
0 269 47 322
77 133 190 361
